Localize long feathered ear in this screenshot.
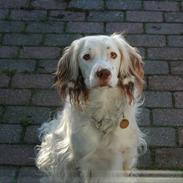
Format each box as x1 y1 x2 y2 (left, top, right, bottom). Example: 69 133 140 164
54 40 88 102
54 44 78 97
128 46 144 95
111 33 144 101
54 45 78 85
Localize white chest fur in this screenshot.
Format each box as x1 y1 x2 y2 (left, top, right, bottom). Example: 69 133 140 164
68 87 140 160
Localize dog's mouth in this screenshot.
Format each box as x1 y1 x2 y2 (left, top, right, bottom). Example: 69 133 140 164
98 79 110 87
88 74 118 89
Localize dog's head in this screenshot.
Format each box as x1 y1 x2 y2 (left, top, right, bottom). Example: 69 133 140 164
54 33 144 103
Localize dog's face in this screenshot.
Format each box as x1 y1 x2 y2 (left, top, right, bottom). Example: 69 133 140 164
78 36 121 88
54 34 144 103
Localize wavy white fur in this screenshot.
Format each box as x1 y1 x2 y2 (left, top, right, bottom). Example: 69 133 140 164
36 88 146 183
36 34 147 183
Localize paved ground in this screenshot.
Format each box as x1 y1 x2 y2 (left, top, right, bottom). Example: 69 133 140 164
0 0 183 182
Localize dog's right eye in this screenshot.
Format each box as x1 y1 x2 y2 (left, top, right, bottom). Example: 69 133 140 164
83 54 90 61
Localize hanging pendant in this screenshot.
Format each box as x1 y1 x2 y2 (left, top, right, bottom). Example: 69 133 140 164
120 113 129 129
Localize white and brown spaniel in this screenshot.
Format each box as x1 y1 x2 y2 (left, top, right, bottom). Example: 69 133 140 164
36 33 146 183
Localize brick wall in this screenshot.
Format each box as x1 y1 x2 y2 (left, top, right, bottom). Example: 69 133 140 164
0 0 183 181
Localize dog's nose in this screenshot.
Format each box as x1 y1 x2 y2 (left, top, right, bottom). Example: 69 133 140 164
96 69 111 80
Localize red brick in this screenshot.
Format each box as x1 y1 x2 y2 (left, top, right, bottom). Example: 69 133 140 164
20 47 61 59
44 34 82 46
149 76 183 91
127 35 165 47
0 47 18 58
26 22 64 33
0 89 31 105
144 1 179 11
0 124 22 143
144 92 172 108
12 74 53 89
3 106 52 124
153 109 183 126
168 36 183 47
144 61 169 75
10 10 47 21
146 23 183 34
24 125 39 144
143 127 176 147
31 0 67 9
0 74 10 87
174 92 183 108
88 11 124 22
148 48 183 60
67 22 104 33
69 0 104 10
0 21 25 33
3 34 43 46
0 145 35 165
155 148 183 168
0 59 36 73
106 0 142 10
127 11 163 22
32 90 62 107
106 23 143 34
0 0 29 8
49 10 85 21
165 12 183 22
37 60 57 73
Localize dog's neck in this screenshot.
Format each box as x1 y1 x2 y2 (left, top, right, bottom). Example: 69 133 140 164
83 86 129 108
76 87 130 123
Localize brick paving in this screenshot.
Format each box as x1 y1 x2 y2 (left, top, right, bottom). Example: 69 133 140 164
0 0 183 181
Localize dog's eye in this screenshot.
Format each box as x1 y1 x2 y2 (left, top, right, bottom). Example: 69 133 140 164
83 54 90 61
111 52 117 59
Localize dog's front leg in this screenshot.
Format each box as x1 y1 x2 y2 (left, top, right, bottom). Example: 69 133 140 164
78 157 93 183
122 147 138 177
78 149 120 183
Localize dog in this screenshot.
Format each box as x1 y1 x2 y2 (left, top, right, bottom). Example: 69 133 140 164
36 33 146 183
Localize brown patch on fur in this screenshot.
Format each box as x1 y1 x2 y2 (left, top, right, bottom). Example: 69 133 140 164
129 50 144 94
53 45 88 105
112 33 144 100
54 69 88 105
118 79 134 104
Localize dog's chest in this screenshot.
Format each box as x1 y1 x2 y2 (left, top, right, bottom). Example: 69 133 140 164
71 87 138 158
86 87 127 120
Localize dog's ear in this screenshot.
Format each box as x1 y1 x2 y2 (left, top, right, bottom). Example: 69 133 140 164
54 40 88 102
54 41 79 97
128 46 144 95
111 33 144 101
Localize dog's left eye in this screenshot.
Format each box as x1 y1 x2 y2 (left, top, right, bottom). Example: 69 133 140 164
111 52 117 59
83 54 91 61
